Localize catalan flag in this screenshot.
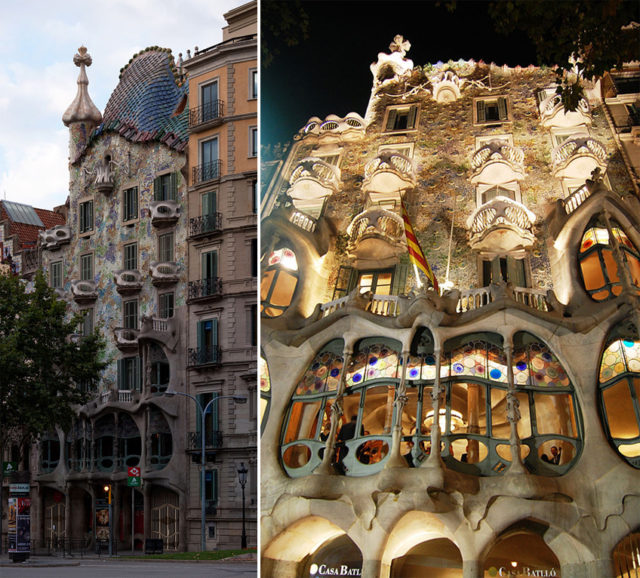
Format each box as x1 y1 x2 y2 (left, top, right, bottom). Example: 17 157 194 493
401 198 439 292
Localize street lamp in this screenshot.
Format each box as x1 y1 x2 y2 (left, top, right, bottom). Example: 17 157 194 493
237 462 248 549
164 390 247 552
103 484 112 557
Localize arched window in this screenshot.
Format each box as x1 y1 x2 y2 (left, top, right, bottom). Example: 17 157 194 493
260 354 271 434
149 407 172 470
579 215 640 301
261 247 298 318
40 433 60 473
598 328 640 467
118 413 141 468
512 332 581 475
280 339 344 476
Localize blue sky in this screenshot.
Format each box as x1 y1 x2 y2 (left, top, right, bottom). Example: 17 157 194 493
0 0 248 210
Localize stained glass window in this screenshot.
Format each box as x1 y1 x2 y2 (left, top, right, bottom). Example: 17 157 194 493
346 341 400 387
512 340 570 388
445 339 508 383
295 349 344 395
261 246 299 318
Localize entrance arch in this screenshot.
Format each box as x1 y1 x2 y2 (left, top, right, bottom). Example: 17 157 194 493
390 538 462 577
613 530 640 577
483 520 560 577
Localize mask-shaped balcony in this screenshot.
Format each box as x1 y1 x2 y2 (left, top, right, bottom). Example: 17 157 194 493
114 270 143 295
71 280 97 303
139 315 179 352
347 208 406 266
297 113 366 143
362 151 415 204
287 157 340 218
150 200 180 227
114 327 139 351
40 225 71 251
552 136 608 181
539 93 591 129
150 261 179 286
470 140 525 186
467 197 536 253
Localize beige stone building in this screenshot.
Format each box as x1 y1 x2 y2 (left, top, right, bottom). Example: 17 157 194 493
260 36 640 577
181 0 257 550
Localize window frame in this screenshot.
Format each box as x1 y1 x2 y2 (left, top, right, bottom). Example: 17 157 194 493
383 104 420 133
50 260 63 289
123 299 139 330
473 96 511 125
123 242 138 271
80 253 94 282
79 199 94 235
158 232 175 263
153 172 178 202
249 126 258 158
249 68 258 100
159 292 174 319
123 186 139 223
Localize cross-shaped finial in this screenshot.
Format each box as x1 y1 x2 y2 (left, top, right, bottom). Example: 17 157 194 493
73 46 93 68
389 35 411 57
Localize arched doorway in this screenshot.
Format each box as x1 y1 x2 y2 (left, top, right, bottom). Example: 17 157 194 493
484 520 560 577
390 538 462 577
613 531 640 577
301 534 363 577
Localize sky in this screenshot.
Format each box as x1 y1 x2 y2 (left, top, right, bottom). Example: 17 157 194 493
0 0 248 211
262 0 539 149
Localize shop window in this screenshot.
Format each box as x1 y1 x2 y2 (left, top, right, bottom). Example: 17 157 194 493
598 328 640 467
261 247 298 318
579 215 640 301
384 104 419 132
260 354 271 434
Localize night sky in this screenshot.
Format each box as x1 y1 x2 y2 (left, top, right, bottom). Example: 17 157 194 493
262 0 540 149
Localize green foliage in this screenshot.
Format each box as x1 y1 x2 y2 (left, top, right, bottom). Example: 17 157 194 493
0 271 106 448
261 1 310 68
489 0 640 111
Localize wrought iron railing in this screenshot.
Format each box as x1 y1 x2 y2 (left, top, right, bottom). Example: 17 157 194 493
192 160 222 185
189 100 224 127
187 430 223 450
188 277 222 300
187 346 222 367
189 213 223 237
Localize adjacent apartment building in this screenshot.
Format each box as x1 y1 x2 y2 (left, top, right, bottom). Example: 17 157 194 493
260 34 640 577
2 1 257 553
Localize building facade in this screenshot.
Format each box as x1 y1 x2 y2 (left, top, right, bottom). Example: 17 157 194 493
260 36 640 577
181 0 257 550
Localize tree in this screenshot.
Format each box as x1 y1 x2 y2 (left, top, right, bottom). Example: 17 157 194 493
488 0 640 110
0 270 106 551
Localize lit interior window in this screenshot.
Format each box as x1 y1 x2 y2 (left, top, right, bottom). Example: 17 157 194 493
261 247 299 318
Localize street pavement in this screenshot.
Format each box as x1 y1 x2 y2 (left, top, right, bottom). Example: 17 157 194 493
0 554 257 577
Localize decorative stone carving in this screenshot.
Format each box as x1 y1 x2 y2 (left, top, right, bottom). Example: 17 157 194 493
370 35 414 87
430 70 464 103
40 225 71 250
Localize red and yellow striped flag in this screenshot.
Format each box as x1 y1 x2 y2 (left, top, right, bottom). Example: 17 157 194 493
401 199 439 292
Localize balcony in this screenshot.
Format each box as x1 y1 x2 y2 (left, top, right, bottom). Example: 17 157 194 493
470 140 525 186
150 200 180 227
188 277 222 301
297 113 366 143
287 157 340 218
114 270 143 294
192 160 222 186
430 69 464 103
150 261 179 286
320 294 402 318
289 210 317 233
71 280 97 303
40 225 71 251
188 99 224 130
346 208 405 266
467 197 536 252
189 213 222 238
114 328 139 351
139 315 179 351
539 93 591 129
551 136 608 181
362 151 415 203
187 431 223 451
187 346 222 368
457 286 551 313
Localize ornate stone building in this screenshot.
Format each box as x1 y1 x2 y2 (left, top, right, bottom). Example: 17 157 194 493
260 36 640 577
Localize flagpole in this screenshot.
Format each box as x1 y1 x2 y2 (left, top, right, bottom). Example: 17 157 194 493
413 263 423 288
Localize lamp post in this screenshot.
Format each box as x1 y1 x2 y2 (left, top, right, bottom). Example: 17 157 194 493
237 462 248 549
103 484 112 557
164 391 247 552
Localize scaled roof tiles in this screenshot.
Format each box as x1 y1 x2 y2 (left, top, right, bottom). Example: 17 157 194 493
0 201 65 251
94 48 188 152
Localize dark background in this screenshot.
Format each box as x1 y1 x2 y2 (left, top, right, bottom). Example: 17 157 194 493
261 0 539 149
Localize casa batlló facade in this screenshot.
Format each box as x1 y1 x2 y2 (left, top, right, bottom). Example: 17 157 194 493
260 35 640 577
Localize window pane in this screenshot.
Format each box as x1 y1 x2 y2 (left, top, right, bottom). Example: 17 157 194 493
361 385 395 435
450 383 486 435
271 270 297 306
534 393 577 437
603 380 639 439
284 401 322 443
515 392 532 439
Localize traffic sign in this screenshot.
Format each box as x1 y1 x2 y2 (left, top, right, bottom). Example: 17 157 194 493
127 477 141 487
128 466 140 477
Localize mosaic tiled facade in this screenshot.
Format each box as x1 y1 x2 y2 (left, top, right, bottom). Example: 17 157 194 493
261 37 640 577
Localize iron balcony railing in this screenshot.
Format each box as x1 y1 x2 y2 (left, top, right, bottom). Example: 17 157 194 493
188 277 222 300
189 213 223 237
189 100 224 127
187 430 223 450
192 160 222 185
187 346 222 367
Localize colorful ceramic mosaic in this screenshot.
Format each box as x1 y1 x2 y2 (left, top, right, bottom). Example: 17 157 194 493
406 353 438 381
260 356 271 393
513 340 570 388
295 350 344 396
446 341 508 383
346 343 399 386
599 338 640 383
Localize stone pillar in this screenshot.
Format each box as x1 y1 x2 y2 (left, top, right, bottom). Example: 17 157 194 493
426 348 443 468
178 490 188 552
505 343 526 474
143 482 152 541
361 558 382 578
385 350 409 469
64 486 71 544
112 484 120 550
462 559 483 578
315 346 353 476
